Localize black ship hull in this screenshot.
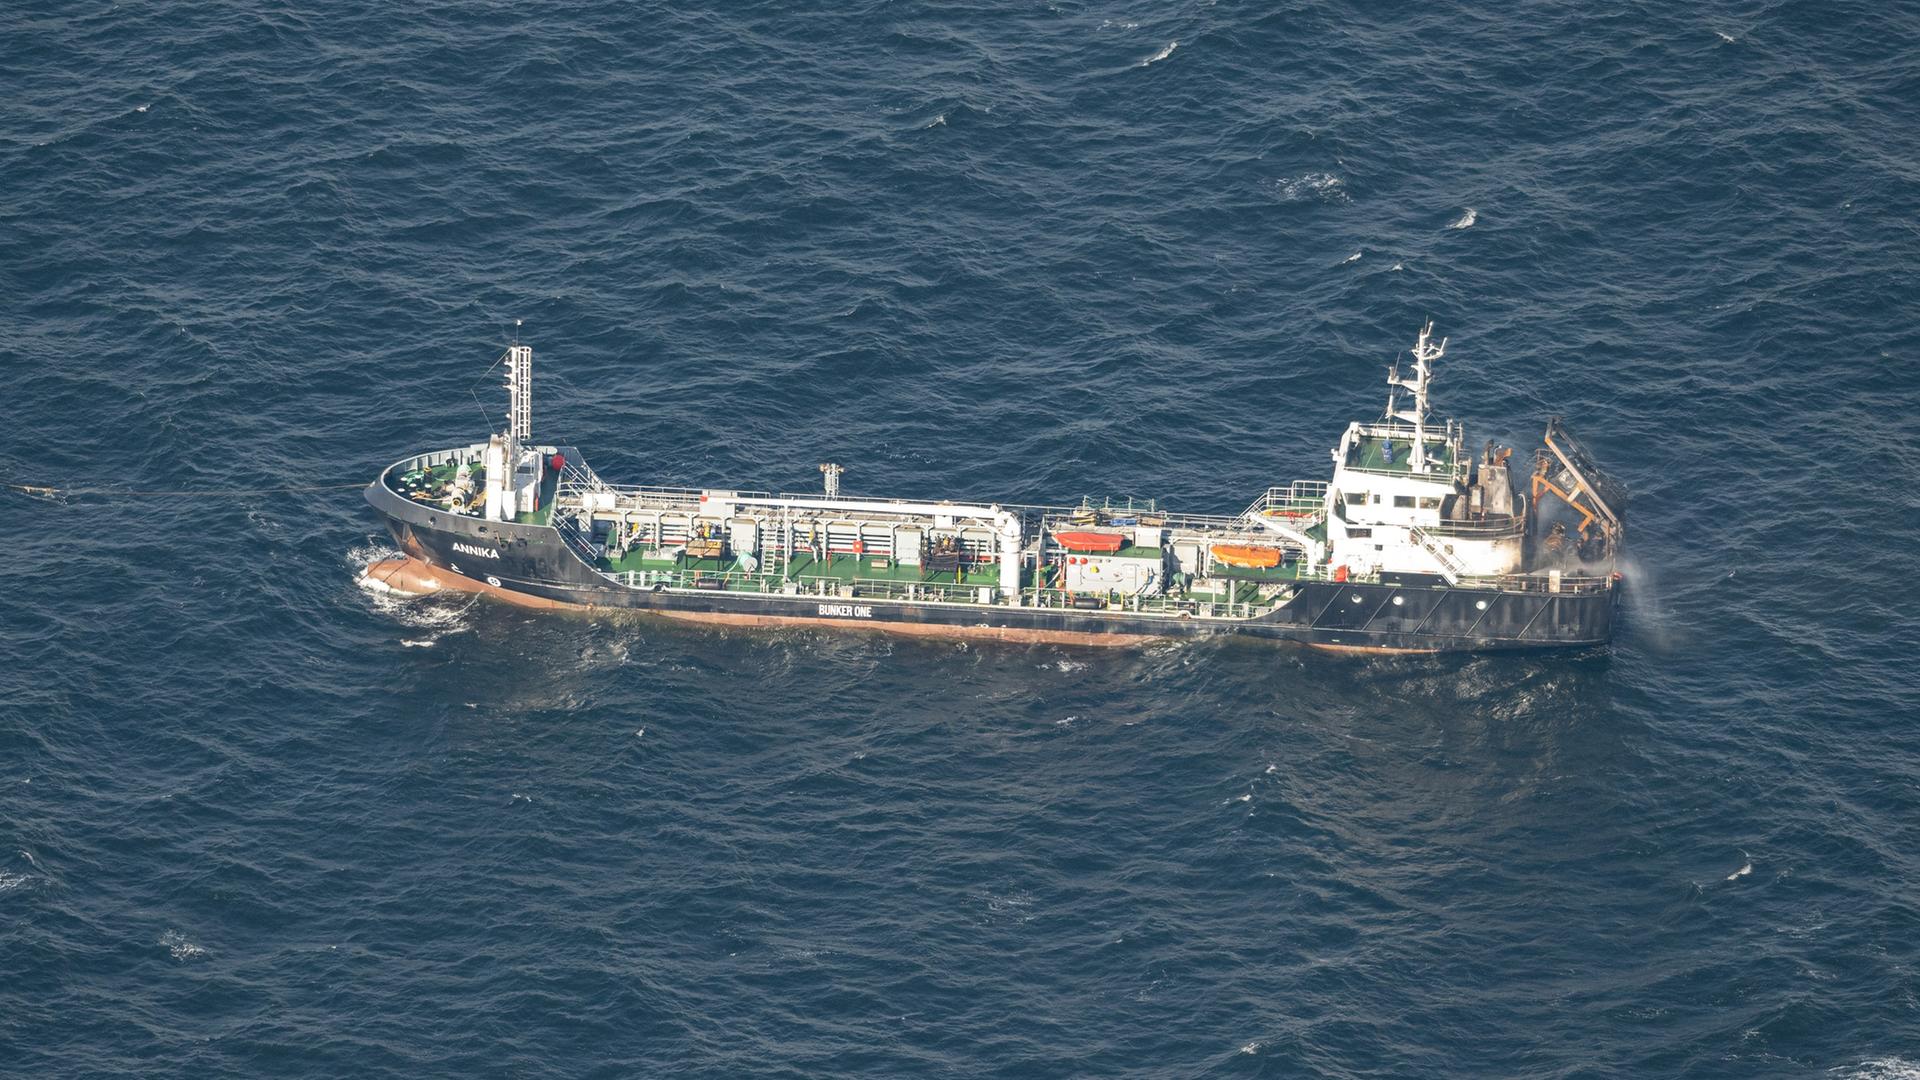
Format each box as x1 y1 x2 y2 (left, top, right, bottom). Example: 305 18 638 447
368 479 1616 654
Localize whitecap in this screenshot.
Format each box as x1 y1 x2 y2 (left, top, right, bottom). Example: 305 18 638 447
1834 1059 1920 1080
1339 250 1362 265
924 114 946 129
1447 208 1477 229
1727 859 1752 881
159 930 206 961
400 639 436 648
1271 173 1349 204
0 871 31 893
1390 261 1405 271
1140 40 1178 66
1240 1041 1262 1055
135 103 151 113
1715 30 1737 44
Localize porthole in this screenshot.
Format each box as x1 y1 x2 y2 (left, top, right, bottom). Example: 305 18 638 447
1475 599 1488 610
486 575 502 588
1391 596 1404 606
1351 594 1364 604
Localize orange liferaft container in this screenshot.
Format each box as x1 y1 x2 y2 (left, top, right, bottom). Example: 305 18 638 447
1055 531 1126 553
1210 544 1281 568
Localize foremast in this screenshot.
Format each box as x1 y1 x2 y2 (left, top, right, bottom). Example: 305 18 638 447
483 339 548 522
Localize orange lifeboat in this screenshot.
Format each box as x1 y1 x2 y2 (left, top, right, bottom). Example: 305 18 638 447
1055 531 1125 553
1210 544 1281 568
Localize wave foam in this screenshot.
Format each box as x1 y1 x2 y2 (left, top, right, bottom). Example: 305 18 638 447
1140 41 1177 66
1834 1060 1920 1080
348 544 475 631
1272 173 1350 204
1448 208 1477 229
160 930 206 961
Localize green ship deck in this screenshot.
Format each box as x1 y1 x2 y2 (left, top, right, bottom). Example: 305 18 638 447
1346 434 1454 474
400 461 556 526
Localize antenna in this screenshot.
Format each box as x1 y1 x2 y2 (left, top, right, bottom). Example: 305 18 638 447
819 463 844 498
1384 321 1445 471
504 335 532 451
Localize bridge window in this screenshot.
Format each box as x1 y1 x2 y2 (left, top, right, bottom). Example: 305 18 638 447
1393 495 1415 508
1418 497 1442 509
1345 491 1367 506
1347 528 1372 538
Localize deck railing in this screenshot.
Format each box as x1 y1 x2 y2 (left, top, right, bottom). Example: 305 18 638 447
1462 572 1614 595
1240 480 1328 525
609 562 1284 621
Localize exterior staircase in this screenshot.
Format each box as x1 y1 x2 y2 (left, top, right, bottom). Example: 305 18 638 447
1408 526 1465 585
1241 481 1328 565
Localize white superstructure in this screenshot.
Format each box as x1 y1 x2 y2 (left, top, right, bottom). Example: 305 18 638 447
1322 322 1526 583
485 342 547 521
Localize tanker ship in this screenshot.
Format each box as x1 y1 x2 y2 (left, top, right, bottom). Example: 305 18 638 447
362 324 1626 652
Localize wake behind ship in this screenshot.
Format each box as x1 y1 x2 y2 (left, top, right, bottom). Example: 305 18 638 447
363 325 1626 652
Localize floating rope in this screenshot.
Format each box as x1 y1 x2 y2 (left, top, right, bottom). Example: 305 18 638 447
5 481 367 499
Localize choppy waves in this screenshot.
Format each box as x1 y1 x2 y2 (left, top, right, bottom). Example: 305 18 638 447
4 1 1920 1076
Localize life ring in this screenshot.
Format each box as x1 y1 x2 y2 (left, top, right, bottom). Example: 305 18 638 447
852 540 865 555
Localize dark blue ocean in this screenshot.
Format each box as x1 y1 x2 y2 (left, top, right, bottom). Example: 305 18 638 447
6 2 1920 1075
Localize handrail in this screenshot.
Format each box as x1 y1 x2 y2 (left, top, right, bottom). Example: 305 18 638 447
1462 572 1614 595
1423 517 1526 539
1240 481 1328 523
1408 525 1466 585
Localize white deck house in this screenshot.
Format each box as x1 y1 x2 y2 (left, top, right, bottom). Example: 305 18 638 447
1322 324 1525 583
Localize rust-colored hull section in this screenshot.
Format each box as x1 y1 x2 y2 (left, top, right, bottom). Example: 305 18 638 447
363 556 1149 645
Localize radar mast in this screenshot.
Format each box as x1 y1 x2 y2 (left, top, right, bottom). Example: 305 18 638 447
1385 320 1445 473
